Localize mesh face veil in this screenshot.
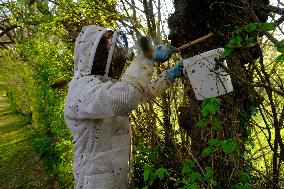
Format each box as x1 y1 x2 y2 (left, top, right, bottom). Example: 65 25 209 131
110 31 128 79
74 25 128 79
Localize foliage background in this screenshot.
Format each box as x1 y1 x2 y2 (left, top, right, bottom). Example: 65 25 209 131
0 0 284 188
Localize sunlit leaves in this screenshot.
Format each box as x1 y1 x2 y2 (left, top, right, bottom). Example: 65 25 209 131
220 23 277 60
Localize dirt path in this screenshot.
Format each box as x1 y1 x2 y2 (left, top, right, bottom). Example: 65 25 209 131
0 96 55 189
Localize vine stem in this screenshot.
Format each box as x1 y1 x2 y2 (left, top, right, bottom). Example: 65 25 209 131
188 150 205 176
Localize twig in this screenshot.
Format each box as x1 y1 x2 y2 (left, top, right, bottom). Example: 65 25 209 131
241 160 281 189
214 59 284 97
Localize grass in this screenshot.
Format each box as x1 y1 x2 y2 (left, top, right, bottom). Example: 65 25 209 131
0 96 57 189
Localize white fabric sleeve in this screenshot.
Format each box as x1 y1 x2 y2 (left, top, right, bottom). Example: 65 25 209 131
121 55 154 93
76 81 142 119
142 71 173 103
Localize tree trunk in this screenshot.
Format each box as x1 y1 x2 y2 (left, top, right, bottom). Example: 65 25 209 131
168 0 269 187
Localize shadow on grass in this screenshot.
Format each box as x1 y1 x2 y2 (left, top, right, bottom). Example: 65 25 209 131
0 97 56 189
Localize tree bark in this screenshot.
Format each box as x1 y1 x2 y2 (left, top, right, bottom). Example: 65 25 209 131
168 0 270 187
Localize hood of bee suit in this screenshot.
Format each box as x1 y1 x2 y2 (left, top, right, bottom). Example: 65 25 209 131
74 25 121 77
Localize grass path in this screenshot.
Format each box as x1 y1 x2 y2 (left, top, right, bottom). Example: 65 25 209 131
0 96 56 189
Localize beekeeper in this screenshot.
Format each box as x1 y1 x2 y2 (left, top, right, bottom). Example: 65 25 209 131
64 25 183 189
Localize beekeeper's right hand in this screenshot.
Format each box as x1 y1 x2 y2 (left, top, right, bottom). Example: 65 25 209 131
153 44 177 63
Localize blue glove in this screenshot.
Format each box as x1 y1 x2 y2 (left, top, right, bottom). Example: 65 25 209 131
153 44 177 62
165 60 184 82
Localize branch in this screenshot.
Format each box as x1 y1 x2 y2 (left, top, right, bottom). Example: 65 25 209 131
123 0 145 13
0 41 14 44
242 160 281 188
275 14 284 27
263 5 284 15
215 59 284 97
0 25 18 38
240 0 279 45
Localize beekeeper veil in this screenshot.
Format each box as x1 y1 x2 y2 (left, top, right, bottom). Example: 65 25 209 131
74 25 128 79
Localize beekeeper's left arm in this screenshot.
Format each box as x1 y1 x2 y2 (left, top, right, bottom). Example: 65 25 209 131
142 60 184 103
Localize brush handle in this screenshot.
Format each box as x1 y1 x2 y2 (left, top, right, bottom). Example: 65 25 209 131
177 32 213 52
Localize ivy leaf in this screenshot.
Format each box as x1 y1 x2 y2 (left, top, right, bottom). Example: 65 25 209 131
245 23 257 32
187 160 196 168
247 37 256 47
205 167 213 179
202 102 220 117
190 172 202 182
202 146 215 157
235 183 253 189
208 98 221 106
221 138 238 154
230 36 243 47
220 48 232 59
143 164 154 183
259 23 276 31
275 54 284 63
149 149 158 161
208 138 221 146
154 167 170 180
189 183 199 189
240 172 250 183
182 164 192 176
276 40 284 53
182 160 196 177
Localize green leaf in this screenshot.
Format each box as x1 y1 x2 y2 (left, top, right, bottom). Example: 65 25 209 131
275 54 284 63
205 167 213 179
143 164 154 183
276 40 284 53
259 23 276 31
235 183 253 189
240 172 250 183
221 138 238 154
220 48 232 59
208 98 221 106
208 139 221 146
189 183 199 189
230 36 243 47
245 23 257 32
190 172 202 182
212 118 222 130
149 149 158 161
202 146 215 157
154 167 170 180
202 103 220 117
182 160 195 175
196 118 209 128
250 107 258 116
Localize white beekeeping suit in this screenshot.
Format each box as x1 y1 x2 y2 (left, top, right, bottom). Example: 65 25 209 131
64 25 173 189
